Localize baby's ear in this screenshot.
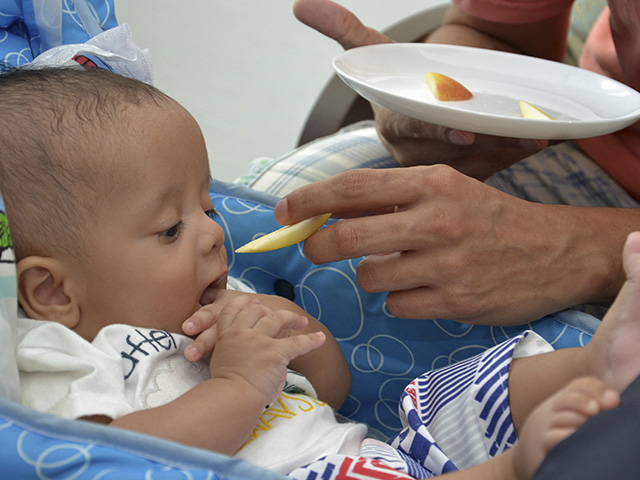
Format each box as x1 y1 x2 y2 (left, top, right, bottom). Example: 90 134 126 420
16 256 80 329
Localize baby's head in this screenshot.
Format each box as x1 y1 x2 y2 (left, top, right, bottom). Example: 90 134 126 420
0 67 171 260
0 67 228 340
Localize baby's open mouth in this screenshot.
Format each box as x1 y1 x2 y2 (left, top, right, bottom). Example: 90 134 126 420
199 284 217 307
199 276 225 307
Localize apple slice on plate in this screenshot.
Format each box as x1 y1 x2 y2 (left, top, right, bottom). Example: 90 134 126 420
424 72 473 101
235 213 332 253
519 100 555 120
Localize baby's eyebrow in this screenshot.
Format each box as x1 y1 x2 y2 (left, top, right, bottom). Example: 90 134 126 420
142 185 181 216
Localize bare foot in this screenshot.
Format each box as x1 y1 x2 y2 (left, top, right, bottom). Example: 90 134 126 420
510 376 619 480
586 231 640 392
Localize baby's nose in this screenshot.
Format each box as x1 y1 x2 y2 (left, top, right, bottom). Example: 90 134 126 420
203 217 225 253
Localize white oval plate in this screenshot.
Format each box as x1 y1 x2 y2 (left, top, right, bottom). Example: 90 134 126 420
333 44 640 139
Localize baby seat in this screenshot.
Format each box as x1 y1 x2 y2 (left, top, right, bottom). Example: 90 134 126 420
0 1 602 478
0 181 599 479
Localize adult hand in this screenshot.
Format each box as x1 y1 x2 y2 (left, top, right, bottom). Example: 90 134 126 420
293 0 550 179
275 166 610 325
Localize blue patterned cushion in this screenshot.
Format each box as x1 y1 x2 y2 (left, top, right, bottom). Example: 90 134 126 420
210 179 599 437
0 396 286 479
0 0 118 69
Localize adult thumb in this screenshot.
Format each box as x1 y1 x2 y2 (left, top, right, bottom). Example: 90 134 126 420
293 0 394 49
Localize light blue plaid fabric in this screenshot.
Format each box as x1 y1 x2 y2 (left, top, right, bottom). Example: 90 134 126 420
486 140 640 208
243 122 640 211
238 122 398 196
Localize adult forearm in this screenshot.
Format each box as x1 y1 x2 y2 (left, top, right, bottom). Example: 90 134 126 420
545 205 640 309
425 4 572 61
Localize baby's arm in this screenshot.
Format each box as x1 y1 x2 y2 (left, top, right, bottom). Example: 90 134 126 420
184 288 351 410
87 296 325 455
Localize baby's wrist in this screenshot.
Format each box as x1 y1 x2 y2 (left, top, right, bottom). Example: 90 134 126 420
209 374 273 410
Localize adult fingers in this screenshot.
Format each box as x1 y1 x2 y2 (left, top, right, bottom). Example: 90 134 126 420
372 105 548 176
275 167 424 225
354 251 510 322
373 105 472 146
302 210 427 264
293 0 393 49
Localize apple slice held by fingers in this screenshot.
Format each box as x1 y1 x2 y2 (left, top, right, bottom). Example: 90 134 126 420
424 72 473 101
519 100 555 120
235 213 332 253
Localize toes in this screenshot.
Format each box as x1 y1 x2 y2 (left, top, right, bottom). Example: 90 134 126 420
555 377 620 419
623 231 640 278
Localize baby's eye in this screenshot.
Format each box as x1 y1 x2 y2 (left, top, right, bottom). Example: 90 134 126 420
159 221 184 242
205 208 219 219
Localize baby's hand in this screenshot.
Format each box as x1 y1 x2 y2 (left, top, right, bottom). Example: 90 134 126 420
182 305 218 362
209 296 326 406
182 289 248 362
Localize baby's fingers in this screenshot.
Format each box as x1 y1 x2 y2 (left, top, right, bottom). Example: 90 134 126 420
282 331 326 361
184 328 218 362
254 310 310 338
183 305 225 362
183 304 221 337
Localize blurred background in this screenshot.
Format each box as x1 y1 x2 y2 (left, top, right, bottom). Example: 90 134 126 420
113 1 447 182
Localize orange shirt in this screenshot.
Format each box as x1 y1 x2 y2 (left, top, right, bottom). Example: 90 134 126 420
453 0 640 199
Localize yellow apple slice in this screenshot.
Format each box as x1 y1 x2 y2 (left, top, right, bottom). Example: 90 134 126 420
518 100 555 120
235 213 332 253
424 72 473 101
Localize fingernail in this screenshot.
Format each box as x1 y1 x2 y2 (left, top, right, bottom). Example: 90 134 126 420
602 388 620 406
185 345 199 361
585 398 599 415
520 139 548 150
447 129 474 146
274 197 288 220
183 321 195 334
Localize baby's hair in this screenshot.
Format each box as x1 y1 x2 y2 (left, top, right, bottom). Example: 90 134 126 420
0 66 176 261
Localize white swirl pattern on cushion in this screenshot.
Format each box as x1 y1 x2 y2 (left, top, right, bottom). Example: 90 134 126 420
209 179 598 436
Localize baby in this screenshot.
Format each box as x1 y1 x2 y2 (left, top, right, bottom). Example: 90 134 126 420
2 65 356 472
1 66 637 480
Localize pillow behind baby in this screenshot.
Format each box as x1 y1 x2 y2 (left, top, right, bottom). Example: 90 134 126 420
210 179 599 437
0 0 118 69
0 193 20 402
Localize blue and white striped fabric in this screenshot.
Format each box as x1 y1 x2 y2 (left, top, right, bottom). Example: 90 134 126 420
289 332 545 480
388 333 530 475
